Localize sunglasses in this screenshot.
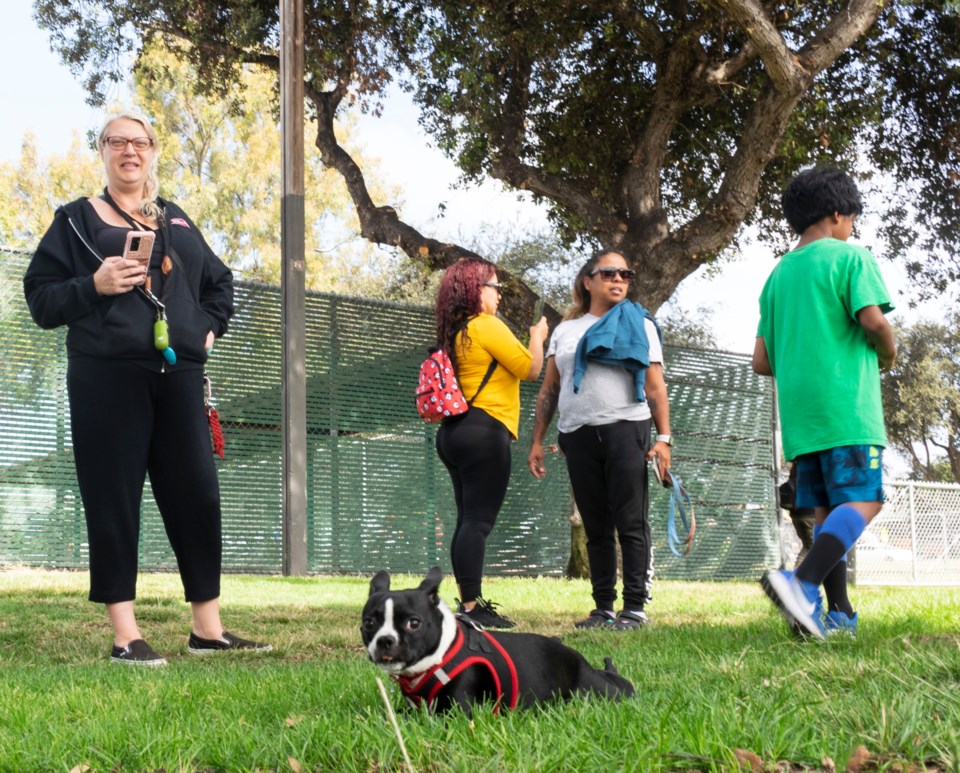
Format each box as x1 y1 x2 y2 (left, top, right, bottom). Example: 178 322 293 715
483 282 503 290
590 267 636 282
103 136 154 151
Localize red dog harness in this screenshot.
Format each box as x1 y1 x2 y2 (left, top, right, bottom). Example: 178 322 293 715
393 618 519 713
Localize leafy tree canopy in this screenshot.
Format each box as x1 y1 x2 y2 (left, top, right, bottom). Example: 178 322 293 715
0 133 103 247
1 38 403 297
132 41 401 294
882 316 960 483
33 0 960 319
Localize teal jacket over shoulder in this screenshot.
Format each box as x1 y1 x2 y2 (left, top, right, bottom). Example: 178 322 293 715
573 301 662 402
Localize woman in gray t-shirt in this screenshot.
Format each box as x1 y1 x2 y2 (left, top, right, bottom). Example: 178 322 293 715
528 250 673 630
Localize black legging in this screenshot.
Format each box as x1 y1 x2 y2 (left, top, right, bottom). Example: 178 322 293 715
558 419 653 611
68 356 222 604
435 408 512 603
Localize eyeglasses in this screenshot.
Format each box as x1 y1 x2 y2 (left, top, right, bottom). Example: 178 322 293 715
590 267 636 282
483 282 503 290
103 136 154 151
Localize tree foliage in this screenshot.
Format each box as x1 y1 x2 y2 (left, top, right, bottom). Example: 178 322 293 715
133 41 401 294
1 38 402 296
881 316 960 483
657 303 719 350
0 133 102 247
33 0 960 321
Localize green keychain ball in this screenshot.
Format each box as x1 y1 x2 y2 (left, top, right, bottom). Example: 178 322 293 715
154 318 169 350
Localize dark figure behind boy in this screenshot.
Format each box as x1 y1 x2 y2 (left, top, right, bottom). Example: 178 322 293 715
780 464 815 564
753 166 897 639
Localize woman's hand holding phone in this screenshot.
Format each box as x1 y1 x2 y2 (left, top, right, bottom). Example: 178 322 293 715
93 256 148 295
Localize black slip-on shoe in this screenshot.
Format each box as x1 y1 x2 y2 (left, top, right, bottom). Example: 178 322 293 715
187 630 273 655
110 639 167 667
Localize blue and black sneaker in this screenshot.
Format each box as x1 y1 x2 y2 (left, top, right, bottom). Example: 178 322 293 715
790 595 824 640
824 610 858 638
760 569 825 640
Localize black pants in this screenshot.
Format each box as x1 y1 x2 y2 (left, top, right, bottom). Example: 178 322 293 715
435 408 512 603
68 357 222 603
559 419 653 611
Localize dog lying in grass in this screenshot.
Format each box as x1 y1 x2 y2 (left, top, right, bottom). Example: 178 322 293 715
361 567 635 714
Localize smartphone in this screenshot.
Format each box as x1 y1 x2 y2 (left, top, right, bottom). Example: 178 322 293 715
651 456 672 488
531 294 543 324
122 230 156 268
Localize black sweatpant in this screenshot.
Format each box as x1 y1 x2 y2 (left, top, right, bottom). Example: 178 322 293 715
435 408 512 603
67 357 222 603
558 419 654 611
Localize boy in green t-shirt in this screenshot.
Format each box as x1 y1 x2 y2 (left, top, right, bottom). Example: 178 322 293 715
753 166 897 639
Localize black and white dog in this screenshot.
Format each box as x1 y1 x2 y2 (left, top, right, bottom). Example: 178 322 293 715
360 567 635 714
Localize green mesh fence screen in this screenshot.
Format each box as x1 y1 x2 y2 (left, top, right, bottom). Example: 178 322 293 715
1 248 777 579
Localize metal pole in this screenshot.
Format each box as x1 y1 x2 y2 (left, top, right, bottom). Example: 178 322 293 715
280 0 308 575
909 482 919 583
771 380 786 568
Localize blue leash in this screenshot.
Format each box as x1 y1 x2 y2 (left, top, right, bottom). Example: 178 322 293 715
666 472 696 557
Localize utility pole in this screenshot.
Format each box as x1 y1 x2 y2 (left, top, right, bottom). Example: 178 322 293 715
280 0 308 575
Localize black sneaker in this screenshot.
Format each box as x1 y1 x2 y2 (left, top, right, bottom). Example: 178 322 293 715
187 630 273 655
456 597 516 629
614 610 649 630
110 639 167 667
574 609 616 629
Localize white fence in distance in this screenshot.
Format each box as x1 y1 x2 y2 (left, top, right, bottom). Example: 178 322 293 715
779 481 960 586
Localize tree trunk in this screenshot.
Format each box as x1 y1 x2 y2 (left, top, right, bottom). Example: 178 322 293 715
566 494 624 580
566 495 590 579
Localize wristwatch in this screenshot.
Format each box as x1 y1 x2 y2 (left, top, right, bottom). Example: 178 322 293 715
657 434 672 446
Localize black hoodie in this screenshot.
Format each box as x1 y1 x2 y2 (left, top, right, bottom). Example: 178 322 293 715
23 196 233 370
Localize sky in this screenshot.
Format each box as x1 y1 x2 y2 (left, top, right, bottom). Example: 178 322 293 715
1 2 935 355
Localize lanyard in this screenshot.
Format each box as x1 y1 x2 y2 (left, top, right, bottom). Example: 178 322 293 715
100 188 176 365
100 188 173 290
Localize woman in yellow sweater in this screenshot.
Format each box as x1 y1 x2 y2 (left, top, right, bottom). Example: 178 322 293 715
434 257 549 628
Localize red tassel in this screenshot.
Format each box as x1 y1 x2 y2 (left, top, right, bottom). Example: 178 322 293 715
207 406 225 458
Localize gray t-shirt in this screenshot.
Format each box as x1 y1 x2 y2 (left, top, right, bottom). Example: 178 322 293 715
547 313 664 433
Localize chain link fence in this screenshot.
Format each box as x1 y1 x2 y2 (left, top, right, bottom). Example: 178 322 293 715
855 482 960 586
777 482 960 586
2 247 782 580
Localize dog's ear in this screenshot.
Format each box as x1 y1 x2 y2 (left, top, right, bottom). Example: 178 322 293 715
369 570 391 596
419 566 443 604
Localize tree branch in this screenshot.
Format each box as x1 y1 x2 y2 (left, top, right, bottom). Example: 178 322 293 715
621 43 699 228
306 82 480 271
658 0 884 264
703 39 758 85
704 0 805 89
660 80 804 262
489 36 626 239
799 0 888 74
608 1 666 56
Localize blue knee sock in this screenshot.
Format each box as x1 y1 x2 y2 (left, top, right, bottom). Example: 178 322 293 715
797 506 865 588
820 505 867 554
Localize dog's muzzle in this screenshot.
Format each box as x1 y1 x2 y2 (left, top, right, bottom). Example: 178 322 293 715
370 634 403 666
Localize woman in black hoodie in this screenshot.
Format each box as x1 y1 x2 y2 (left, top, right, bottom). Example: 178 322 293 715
24 111 269 665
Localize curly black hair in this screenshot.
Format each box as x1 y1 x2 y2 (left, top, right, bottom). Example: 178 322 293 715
781 166 863 235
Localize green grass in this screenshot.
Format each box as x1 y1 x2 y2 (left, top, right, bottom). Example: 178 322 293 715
0 569 958 772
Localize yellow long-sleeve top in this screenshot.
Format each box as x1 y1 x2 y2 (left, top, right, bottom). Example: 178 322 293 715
454 313 533 439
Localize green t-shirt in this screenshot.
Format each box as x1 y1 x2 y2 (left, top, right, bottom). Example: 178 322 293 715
756 238 894 460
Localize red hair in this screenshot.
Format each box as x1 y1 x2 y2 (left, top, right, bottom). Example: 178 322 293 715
434 257 497 365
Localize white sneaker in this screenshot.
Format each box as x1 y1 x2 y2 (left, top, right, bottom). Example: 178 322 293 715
760 570 825 640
